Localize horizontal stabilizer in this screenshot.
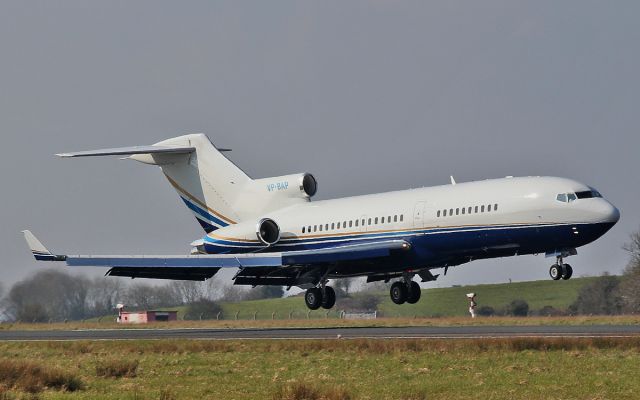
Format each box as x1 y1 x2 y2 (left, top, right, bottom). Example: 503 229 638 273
56 145 195 158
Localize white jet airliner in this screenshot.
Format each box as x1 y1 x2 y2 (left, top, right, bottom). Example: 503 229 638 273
23 134 620 310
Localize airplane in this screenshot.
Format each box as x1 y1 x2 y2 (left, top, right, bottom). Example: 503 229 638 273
23 133 620 310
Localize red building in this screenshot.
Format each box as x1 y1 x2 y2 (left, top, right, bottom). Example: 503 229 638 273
116 305 178 324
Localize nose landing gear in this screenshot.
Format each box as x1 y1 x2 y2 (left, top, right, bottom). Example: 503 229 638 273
549 256 573 281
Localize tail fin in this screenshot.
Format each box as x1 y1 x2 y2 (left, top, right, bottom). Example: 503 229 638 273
57 134 313 233
128 134 251 232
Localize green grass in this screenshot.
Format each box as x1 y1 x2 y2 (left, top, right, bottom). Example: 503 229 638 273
0 338 639 399
216 277 598 320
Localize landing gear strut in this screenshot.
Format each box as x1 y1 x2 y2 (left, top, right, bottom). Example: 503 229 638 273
549 256 573 281
390 275 422 305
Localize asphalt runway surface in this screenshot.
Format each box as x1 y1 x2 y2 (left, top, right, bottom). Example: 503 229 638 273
1 325 639 341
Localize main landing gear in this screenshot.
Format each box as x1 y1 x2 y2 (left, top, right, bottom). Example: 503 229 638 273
390 277 421 305
304 285 336 310
549 256 573 281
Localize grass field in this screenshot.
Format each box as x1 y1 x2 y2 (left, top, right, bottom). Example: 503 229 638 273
0 338 639 399
212 277 599 320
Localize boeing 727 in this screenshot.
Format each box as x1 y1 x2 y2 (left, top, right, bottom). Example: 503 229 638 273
23 134 620 310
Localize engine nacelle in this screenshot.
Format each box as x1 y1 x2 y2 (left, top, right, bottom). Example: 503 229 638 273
256 218 280 246
253 173 317 199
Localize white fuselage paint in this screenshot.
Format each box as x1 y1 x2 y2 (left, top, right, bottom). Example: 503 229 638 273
203 177 619 266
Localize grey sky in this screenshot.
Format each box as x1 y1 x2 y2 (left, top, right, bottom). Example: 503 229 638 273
1 1 639 289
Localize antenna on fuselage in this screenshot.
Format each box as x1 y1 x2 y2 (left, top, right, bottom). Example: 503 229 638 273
450 176 456 185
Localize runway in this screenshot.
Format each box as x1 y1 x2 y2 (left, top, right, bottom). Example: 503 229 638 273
1 325 639 341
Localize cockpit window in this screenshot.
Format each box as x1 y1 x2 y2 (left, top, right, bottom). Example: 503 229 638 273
576 190 602 199
557 189 601 203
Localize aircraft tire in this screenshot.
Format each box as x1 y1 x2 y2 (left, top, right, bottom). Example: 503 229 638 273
561 264 573 280
390 282 408 305
406 281 421 304
305 287 323 310
321 286 336 309
549 265 562 281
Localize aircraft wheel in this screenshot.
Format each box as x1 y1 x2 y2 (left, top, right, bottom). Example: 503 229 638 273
390 281 408 305
321 286 336 309
305 287 323 310
561 264 573 280
406 281 421 304
549 265 562 281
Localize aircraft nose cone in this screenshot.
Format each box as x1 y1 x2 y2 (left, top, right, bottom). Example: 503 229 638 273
601 202 620 224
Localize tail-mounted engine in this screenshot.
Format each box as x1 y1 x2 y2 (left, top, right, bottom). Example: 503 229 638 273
253 173 317 200
256 218 280 246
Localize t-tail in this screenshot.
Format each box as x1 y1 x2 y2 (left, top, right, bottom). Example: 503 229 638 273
57 133 317 232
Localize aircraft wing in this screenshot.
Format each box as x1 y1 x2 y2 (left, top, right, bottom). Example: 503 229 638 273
22 230 410 281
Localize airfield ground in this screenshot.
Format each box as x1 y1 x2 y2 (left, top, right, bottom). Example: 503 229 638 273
0 337 639 399
2 315 640 331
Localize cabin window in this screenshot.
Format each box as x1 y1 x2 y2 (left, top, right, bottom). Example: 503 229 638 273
394 215 398 222
481 205 485 212
313 225 317 232
302 227 306 233
437 210 441 217
400 214 404 222
381 217 385 224
474 206 478 213
355 219 359 227
461 207 465 215
375 217 378 224
368 218 372 225
388 216 391 223
331 223 335 230
456 208 459 215
349 220 353 228
308 226 312 232
319 224 323 231
449 208 453 216
468 207 472 214
325 224 329 230
443 209 447 217
494 204 498 211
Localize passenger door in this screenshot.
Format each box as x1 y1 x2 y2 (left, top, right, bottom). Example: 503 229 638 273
413 201 426 228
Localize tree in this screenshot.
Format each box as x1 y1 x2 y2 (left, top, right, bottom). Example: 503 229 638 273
184 299 223 320
569 274 622 315
620 230 640 313
244 286 284 301
6 270 91 322
334 278 356 298
505 299 529 316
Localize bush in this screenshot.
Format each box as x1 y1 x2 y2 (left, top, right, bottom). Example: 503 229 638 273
505 299 529 316
0 359 83 393
184 299 222 320
95 359 139 378
476 305 495 317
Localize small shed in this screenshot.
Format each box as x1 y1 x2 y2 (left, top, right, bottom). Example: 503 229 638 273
116 305 177 324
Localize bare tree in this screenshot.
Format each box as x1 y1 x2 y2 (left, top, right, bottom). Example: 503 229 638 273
620 230 640 313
